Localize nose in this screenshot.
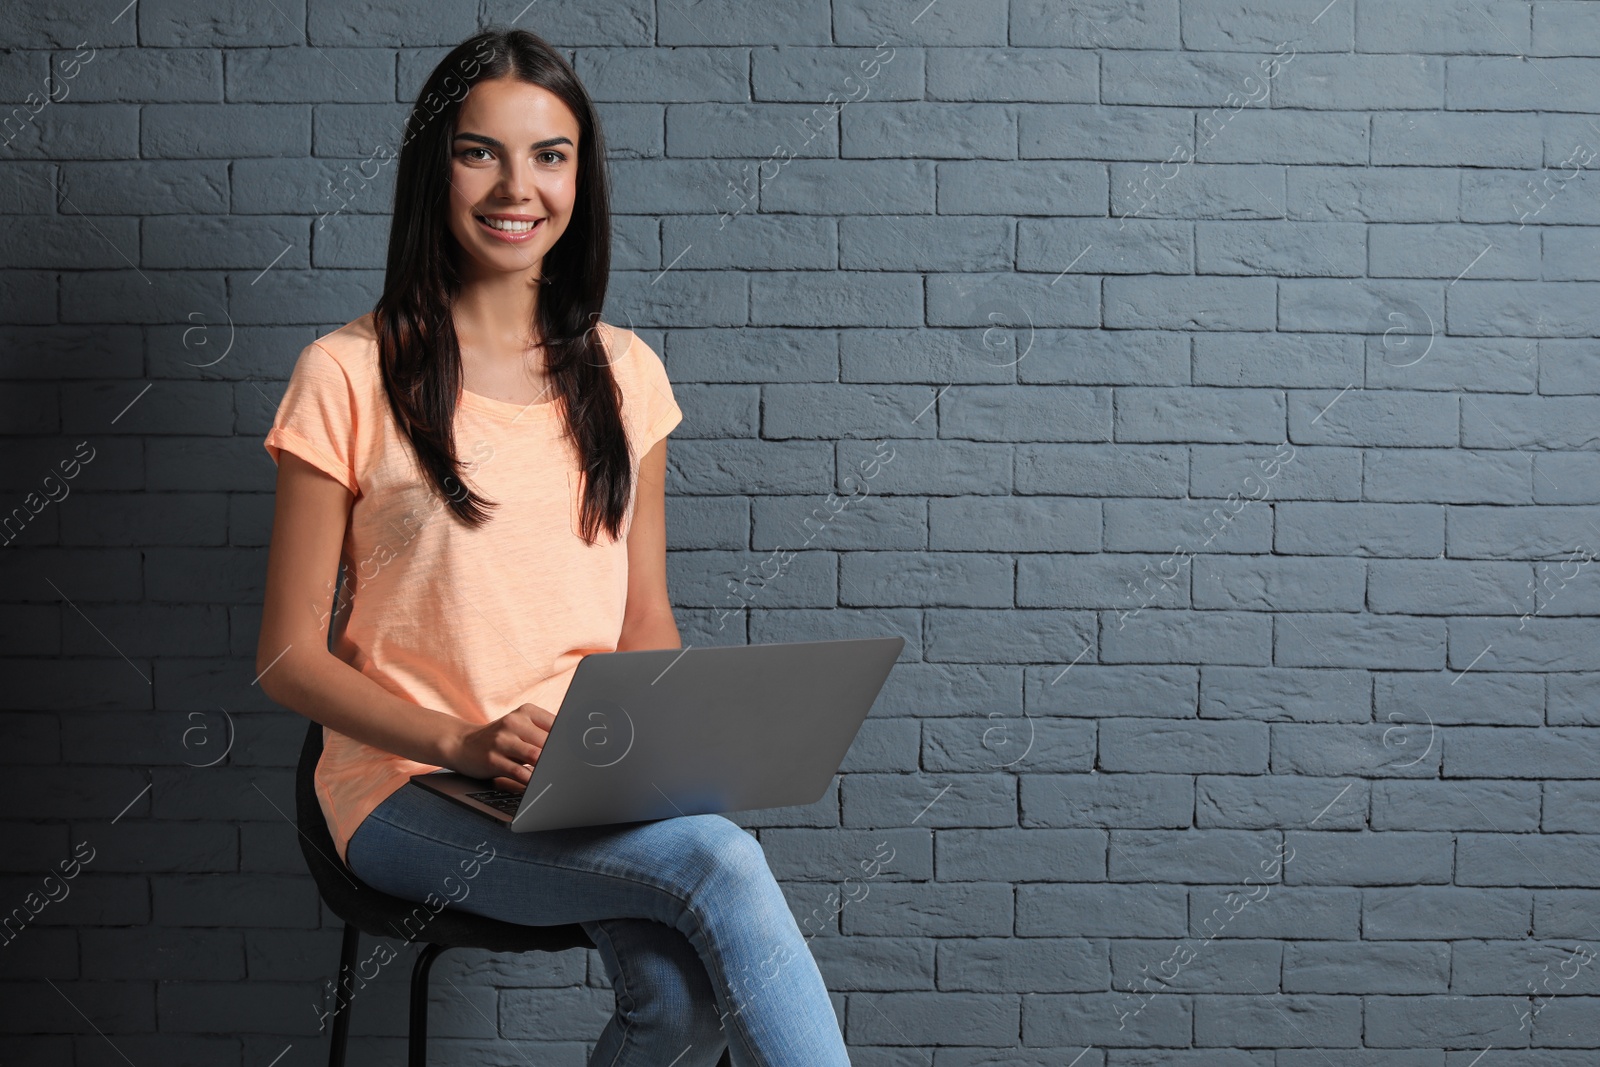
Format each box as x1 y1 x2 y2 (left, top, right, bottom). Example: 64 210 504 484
496 155 535 202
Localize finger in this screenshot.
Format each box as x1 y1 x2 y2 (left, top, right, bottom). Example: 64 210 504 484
498 711 551 749
515 702 558 731
496 735 541 768
486 752 535 786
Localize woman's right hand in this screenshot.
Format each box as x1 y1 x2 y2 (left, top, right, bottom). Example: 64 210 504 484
443 703 556 794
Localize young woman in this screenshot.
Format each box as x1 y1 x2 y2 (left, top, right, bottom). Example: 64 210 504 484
257 28 852 1067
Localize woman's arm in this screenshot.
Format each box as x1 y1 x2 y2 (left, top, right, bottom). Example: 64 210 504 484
256 450 467 767
617 436 682 651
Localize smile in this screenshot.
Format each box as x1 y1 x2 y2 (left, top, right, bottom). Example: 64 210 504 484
475 214 544 242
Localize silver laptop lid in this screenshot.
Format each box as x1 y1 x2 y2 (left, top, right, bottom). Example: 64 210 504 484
510 635 904 832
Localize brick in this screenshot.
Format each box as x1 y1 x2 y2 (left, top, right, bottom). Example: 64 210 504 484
1364 995 1527 1047
1110 937 1281 992
1284 941 1451 993
939 385 1114 440
1017 883 1187 937
1357 1 1530 53
939 937 1106 991
841 773 1016 828
1371 780 1541 831
1191 887 1359 939
1281 831 1453 885
1010 0 1179 49
924 606 1096 662
849 991 1017 1046
1021 772 1195 828
1192 556 1366 611
1287 166 1459 222
1271 724 1443 777
1024 989 1191 1047
832 723 921 771
1458 834 1600 886
1104 276 1276 330
1444 727 1600 778
0 979 152 1034
841 882 1013 937
1019 553 1192 610
758 828 932 882
923 716 1095 773
1196 221 1366 276
1101 720 1269 774
1533 890 1600 937
1273 54 1444 109
1184 0 1353 49
1363 447 1523 505
1108 828 1282 882
998 615 1150 684
1197 110 1369 165
1545 781 1600 832
927 271 1099 328
1450 939 1600 996
1273 613 1447 670
935 828 1104 881
1098 609 1274 666
1197 775 1369 829
839 551 1012 607
1199 667 1372 723
1193 994 1362 1047
940 160 1106 215
137 0 305 47
1103 491 1269 552
809 934 934 990
1273 502 1452 559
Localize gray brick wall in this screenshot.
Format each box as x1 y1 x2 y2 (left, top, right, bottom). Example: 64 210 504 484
3 0 1599 1063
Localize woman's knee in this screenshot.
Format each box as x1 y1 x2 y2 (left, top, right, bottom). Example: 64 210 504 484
669 815 779 899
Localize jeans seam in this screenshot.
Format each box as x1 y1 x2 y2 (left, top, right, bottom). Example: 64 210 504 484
589 920 636 1067
687 896 763 1067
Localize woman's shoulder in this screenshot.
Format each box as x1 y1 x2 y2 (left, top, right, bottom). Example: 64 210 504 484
303 312 382 385
594 320 665 378
595 321 680 442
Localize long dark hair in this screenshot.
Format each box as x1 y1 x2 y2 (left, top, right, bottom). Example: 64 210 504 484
373 26 631 544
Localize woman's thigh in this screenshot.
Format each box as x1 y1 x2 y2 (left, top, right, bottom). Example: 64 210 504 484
343 778 778 937
345 782 850 1066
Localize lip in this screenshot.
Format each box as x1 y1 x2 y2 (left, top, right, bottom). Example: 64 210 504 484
474 213 545 243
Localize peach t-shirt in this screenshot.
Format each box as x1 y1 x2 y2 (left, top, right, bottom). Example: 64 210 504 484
263 313 683 866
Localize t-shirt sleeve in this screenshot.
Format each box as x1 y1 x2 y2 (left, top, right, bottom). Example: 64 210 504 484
619 329 683 454
263 341 361 496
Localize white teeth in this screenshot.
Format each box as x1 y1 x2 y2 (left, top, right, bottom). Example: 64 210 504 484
479 216 540 233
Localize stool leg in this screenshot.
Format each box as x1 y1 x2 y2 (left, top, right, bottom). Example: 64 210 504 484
409 943 447 1067
328 923 360 1067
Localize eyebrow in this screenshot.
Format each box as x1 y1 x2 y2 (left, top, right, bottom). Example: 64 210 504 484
452 132 575 151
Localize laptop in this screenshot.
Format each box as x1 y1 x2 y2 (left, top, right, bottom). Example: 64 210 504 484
408 635 905 832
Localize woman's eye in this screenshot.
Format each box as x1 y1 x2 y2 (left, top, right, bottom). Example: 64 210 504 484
538 150 566 165
462 147 491 162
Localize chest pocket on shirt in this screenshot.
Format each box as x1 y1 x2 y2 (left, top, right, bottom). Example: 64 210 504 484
568 468 636 547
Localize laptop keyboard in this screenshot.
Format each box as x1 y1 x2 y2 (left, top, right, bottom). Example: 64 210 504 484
465 789 523 814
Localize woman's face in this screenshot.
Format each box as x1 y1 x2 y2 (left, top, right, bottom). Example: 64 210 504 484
446 76 580 282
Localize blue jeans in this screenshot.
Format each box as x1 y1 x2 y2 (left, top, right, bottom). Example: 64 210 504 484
344 781 852 1067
